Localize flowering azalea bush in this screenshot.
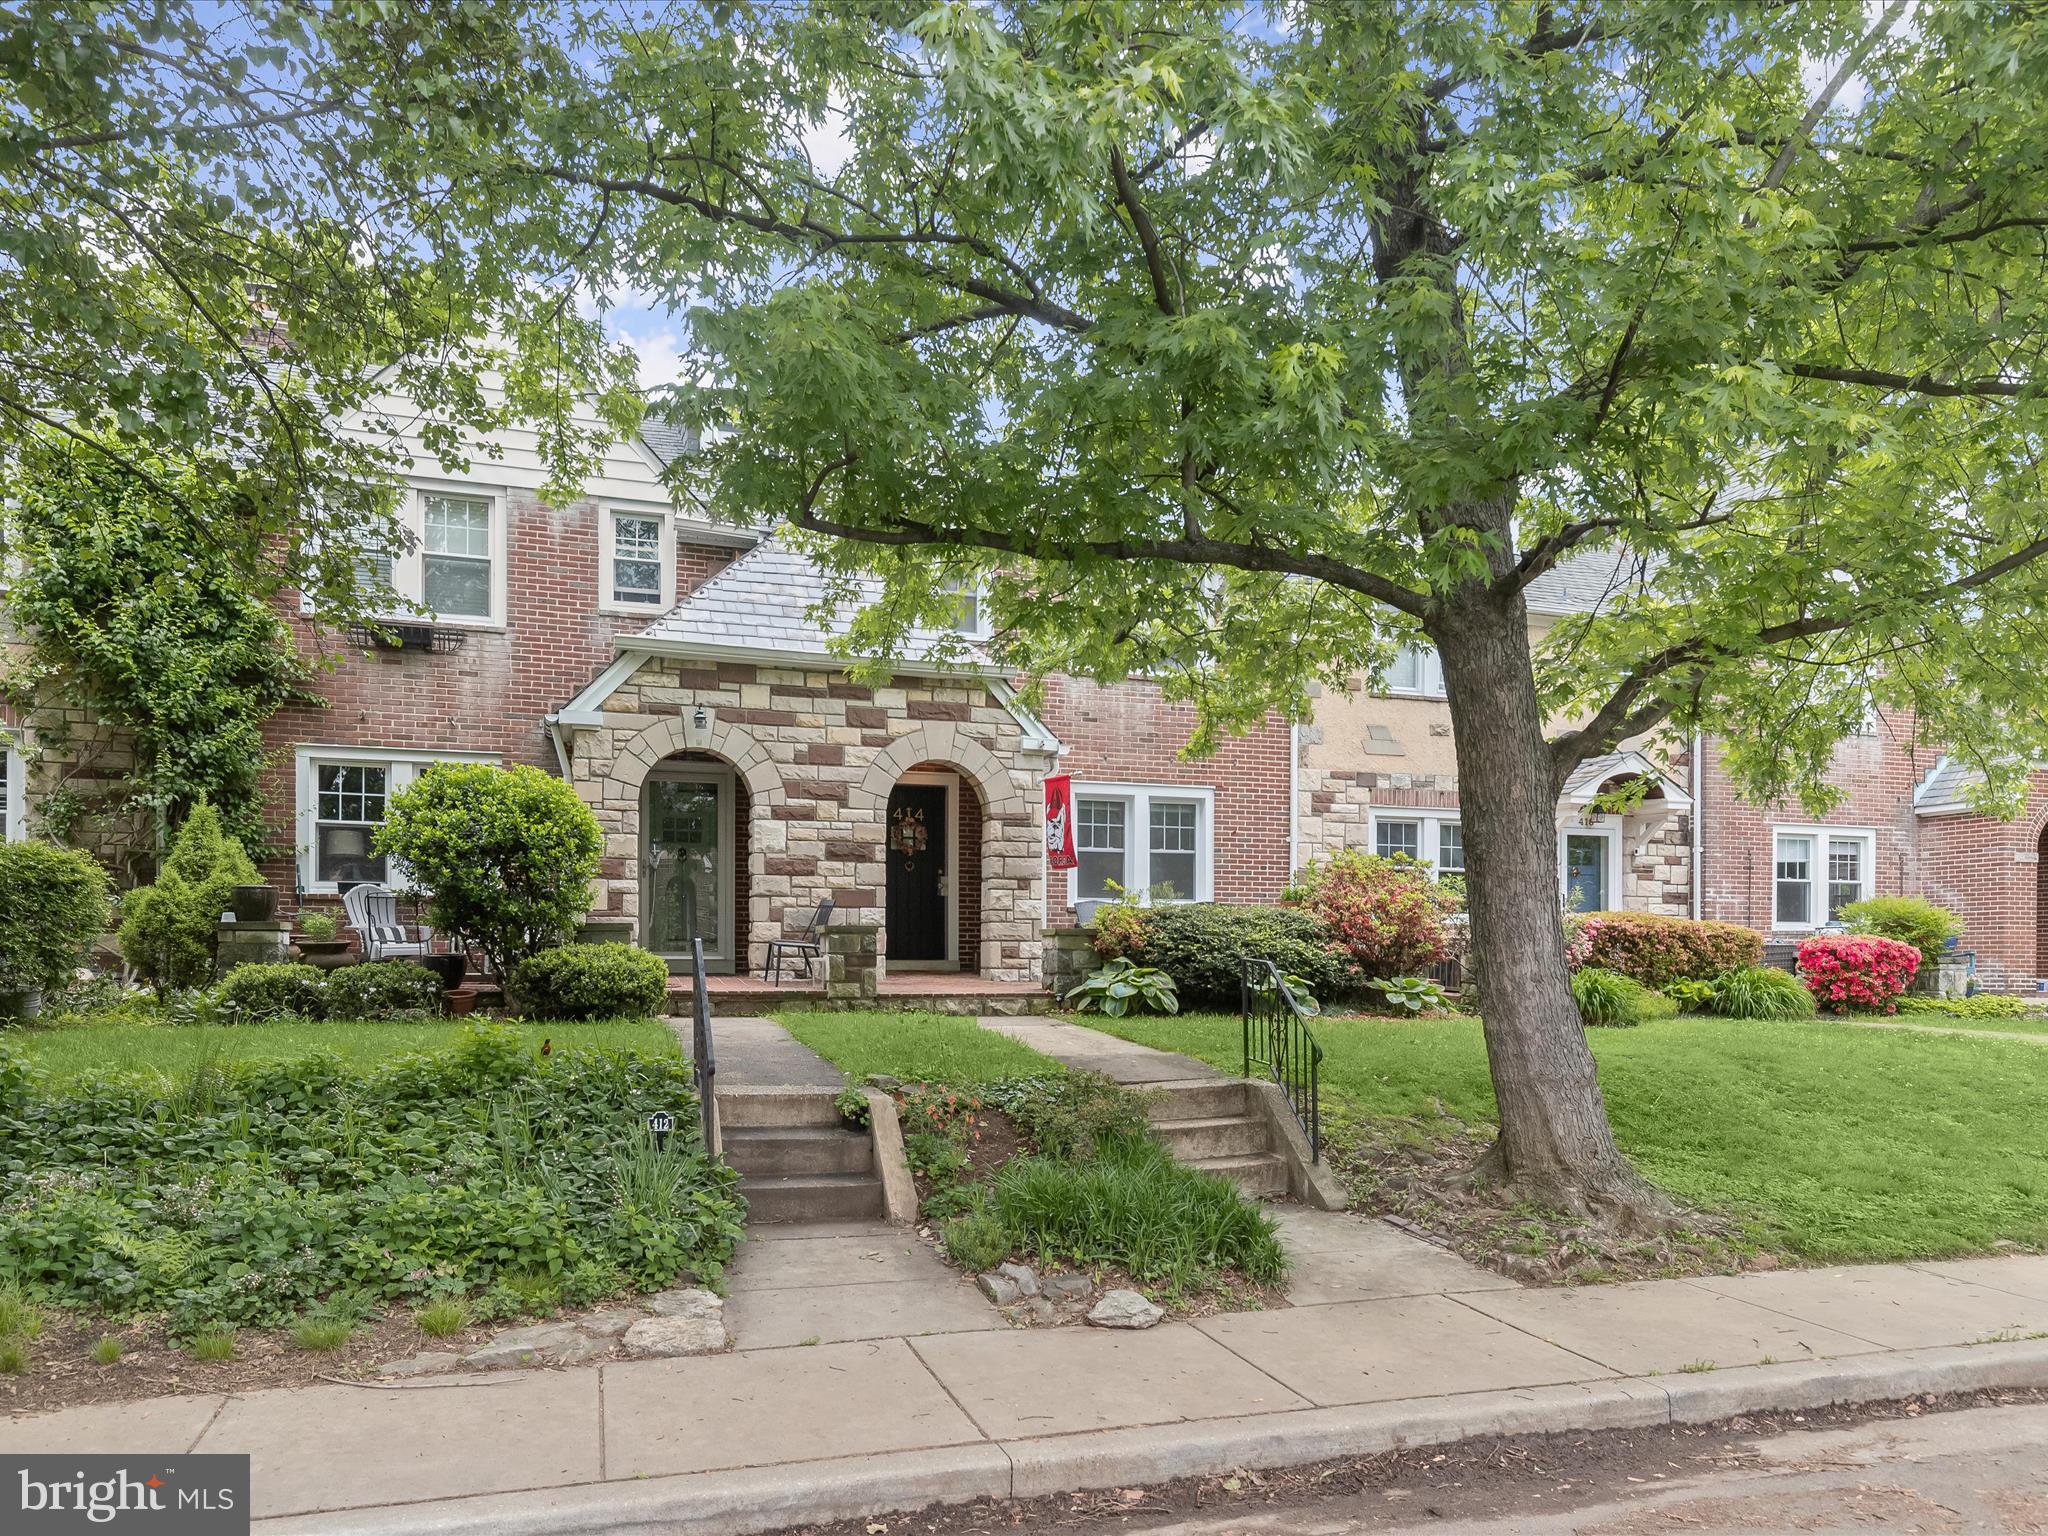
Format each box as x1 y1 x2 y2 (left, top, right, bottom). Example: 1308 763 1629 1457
1564 911 1761 986
1796 934 1920 1014
1296 851 1460 978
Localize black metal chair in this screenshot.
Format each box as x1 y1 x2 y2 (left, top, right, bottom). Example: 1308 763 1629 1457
765 898 834 983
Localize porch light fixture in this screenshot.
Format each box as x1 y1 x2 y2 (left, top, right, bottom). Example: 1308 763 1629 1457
693 705 707 730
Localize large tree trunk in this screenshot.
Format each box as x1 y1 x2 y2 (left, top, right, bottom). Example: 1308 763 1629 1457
1432 594 1675 1231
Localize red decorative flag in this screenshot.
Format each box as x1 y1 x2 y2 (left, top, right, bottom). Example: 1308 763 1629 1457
1043 773 1077 870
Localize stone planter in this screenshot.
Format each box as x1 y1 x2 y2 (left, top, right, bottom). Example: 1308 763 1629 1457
294 937 355 971
0 987 43 1024
416 953 467 992
229 884 278 924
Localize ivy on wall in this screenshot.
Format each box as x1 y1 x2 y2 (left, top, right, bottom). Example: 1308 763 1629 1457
0 437 316 864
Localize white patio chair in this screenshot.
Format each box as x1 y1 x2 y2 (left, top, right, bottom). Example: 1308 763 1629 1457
341 882 435 962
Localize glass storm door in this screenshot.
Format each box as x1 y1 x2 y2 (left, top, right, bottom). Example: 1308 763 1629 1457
645 774 731 966
1563 833 1609 914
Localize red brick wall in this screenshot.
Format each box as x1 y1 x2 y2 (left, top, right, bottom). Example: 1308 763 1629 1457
257 491 734 911
1038 676 1292 922
1697 715 1928 935
1916 791 2048 993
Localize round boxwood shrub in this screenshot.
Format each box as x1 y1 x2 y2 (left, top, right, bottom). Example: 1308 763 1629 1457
1092 903 1348 1009
511 943 670 1020
373 764 603 982
1571 966 1677 1028
0 841 111 1001
1563 911 1761 986
1705 965 1816 1021
1838 896 1962 971
219 962 328 1022
325 961 446 1021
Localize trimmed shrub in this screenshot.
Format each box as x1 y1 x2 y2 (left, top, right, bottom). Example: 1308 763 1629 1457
1294 852 1458 980
1796 934 1920 1014
219 963 328 1022
1571 967 1677 1027
1838 896 1962 971
374 764 603 981
117 803 261 991
1091 902 1348 1008
1706 966 1816 1021
1897 993 2032 1019
511 943 670 1020
0 842 111 998
325 962 445 1021
1564 911 1761 986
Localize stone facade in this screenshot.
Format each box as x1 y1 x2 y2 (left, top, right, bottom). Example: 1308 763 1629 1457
566 654 1054 983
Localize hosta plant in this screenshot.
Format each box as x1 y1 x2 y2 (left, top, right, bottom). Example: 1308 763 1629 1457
1065 957 1179 1018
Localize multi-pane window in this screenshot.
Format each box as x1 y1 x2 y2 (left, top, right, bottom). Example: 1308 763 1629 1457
1437 822 1465 876
422 493 493 618
314 764 389 886
1774 829 1873 926
611 513 664 606
940 574 986 635
1148 800 1199 901
1375 819 1421 860
1076 799 1127 901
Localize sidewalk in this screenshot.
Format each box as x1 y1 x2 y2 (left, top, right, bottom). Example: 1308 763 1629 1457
8 1234 2048 1535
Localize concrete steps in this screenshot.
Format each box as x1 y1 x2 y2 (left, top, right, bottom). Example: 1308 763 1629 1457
716 1089 888 1225
1142 1079 1291 1198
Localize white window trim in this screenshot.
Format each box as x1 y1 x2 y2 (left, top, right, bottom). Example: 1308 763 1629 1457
600 502 678 615
294 746 499 894
1066 781 1215 914
1 732 23 843
1366 808 1464 877
1558 816 1622 913
1771 824 1877 932
940 574 992 638
312 478 511 630
1384 643 1447 699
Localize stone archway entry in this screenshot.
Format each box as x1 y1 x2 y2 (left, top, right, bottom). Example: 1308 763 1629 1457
886 771 955 969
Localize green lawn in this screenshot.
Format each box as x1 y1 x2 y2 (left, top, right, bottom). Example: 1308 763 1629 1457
1883 1011 2048 1039
2 1017 678 1081
1095 1010 2048 1264
777 1010 1063 1084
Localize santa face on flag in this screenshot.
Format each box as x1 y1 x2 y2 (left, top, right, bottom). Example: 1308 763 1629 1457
1044 773 1077 871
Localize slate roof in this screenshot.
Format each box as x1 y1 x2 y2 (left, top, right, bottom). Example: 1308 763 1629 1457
631 537 978 670
637 414 700 467
1914 756 1984 815
1560 749 1693 809
1525 545 1662 616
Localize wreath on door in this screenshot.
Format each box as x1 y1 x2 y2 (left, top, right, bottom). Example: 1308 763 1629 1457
890 803 930 867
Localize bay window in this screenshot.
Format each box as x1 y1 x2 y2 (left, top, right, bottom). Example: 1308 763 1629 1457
1070 783 1213 911
1773 827 1874 927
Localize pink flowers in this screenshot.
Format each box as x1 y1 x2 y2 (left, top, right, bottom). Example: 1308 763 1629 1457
1796 934 1920 1013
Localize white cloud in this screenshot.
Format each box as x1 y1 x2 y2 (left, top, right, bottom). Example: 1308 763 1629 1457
611 316 691 389
800 94 854 178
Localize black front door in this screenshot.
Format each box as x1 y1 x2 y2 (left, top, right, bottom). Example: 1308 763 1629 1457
886 782 949 963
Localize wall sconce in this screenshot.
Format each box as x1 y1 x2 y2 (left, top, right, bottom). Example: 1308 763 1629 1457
683 702 715 750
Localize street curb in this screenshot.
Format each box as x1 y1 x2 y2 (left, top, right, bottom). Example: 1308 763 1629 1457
254 1340 2048 1536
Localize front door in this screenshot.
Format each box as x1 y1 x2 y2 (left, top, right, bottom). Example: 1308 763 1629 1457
644 771 734 970
1563 832 1609 913
886 781 950 964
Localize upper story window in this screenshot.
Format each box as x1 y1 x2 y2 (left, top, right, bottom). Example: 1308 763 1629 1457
1386 644 1446 698
340 484 508 628
941 574 989 637
602 507 677 613
1773 827 1874 928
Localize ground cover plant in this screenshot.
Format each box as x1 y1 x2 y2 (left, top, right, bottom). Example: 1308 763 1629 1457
7 1017 676 1082
1095 1012 2048 1265
778 1010 1061 1085
1570 968 1677 1028
0 1022 740 1333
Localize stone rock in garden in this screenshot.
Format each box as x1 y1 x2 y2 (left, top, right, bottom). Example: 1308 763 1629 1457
867 1073 903 1092
1086 1290 1164 1329
576 1308 643 1338
380 1352 462 1378
1500 1255 1554 1285
466 1322 604 1370
1745 1251 1782 1272
996 1262 1041 1298
646 1287 724 1320
623 1315 727 1356
1013 1296 1056 1324
1042 1272 1093 1303
977 1271 1023 1305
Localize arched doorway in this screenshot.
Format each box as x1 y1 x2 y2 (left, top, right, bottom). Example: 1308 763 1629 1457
643 751 751 973
885 761 985 973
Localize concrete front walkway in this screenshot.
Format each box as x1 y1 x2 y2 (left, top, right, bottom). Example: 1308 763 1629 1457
675 1013 845 1088
12 1252 2048 1534
981 1013 1227 1083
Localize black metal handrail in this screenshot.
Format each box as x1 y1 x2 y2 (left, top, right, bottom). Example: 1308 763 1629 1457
692 937 718 1156
1242 957 1323 1162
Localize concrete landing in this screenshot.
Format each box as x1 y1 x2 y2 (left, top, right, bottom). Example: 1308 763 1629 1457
979 1014 1227 1084
678 1014 844 1089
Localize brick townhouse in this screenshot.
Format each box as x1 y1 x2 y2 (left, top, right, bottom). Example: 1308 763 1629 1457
1 376 1293 986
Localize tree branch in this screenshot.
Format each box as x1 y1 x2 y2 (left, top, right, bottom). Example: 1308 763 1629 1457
1775 362 2031 397
1757 0 1906 195
1108 144 1180 316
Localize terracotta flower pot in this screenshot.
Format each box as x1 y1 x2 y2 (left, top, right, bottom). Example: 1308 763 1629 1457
294 938 355 971
445 987 479 1017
